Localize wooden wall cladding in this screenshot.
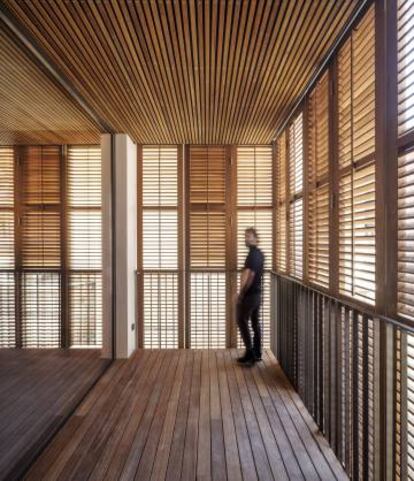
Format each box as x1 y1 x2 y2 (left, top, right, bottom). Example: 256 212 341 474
0 28 101 145
2 0 360 145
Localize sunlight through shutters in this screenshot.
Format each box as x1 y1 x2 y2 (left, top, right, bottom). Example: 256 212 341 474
308 73 330 288
68 145 102 347
0 147 15 347
289 113 304 279
338 6 376 305
142 146 179 348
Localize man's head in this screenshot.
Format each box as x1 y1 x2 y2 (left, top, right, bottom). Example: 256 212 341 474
245 227 259 247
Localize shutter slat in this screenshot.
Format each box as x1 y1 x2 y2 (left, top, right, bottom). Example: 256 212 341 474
68 145 102 347
21 146 61 269
276 132 287 272
289 113 304 279
142 146 179 348
308 72 330 288
398 0 414 135
338 6 376 305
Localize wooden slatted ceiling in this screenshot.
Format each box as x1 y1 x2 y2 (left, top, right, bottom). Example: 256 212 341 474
308 73 330 288
0 28 100 145
2 0 360 145
338 5 376 305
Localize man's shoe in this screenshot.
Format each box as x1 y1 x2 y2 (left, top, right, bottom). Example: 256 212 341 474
237 350 255 365
253 350 262 361
253 348 262 362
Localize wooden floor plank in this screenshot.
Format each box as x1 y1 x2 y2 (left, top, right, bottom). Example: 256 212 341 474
181 350 202 481
75 350 160 481
0 349 108 481
241 356 290 481
264 351 349 481
20 349 349 481
263 351 337 479
150 351 187 481
197 350 211 481
209 350 227 481
250 357 305 480
165 351 194 481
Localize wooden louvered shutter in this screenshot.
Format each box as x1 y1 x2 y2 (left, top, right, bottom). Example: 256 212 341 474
338 6 376 305
275 132 288 272
20 146 61 347
398 0 414 137
0 147 15 347
68 146 102 347
398 150 414 320
288 113 304 279
189 146 227 348
21 146 61 269
397 1 414 323
237 146 273 348
307 73 330 288
141 146 178 348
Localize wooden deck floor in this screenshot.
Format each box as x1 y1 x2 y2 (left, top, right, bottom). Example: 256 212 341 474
23 349 349 481
0 348 109 481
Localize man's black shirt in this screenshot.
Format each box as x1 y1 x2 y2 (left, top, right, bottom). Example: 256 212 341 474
243 245 264 295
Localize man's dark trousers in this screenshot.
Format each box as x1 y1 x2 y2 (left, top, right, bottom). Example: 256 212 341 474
236 293 262 356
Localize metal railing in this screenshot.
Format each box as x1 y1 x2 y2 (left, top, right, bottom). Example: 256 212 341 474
271 271 414 481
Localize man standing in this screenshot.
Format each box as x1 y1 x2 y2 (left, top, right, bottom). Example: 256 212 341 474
236 227 264 365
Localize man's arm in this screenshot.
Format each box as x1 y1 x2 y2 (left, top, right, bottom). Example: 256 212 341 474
238 268 255 300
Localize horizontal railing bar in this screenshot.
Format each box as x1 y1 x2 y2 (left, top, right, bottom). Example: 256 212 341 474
272 270 414 334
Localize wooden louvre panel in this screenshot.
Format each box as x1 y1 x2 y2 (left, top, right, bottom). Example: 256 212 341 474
143 211 178 270
338 6 376 305
190 272 226 348
142 146 178 270
289 113 304 196
0 147 14 269
308 74 330 288
21 272 61 348
68 146 101 270
189 146 226 205
352 6 375 162
189 146 227 348
394 330 414 480
21 146 61 268
236 146 273 206
398 0 414 136
143 146 177 207
0 148 15 347
189 146 227 269
190 211 226 269
143 272 178 348
288 113 304 279
237 210 272 270
0 272 15 347
289 198 304 279
398 149 414 320
67 145 102 347
275 132 288 271
142 146 178 348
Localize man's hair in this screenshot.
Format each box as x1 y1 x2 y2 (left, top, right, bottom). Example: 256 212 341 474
245 227 259 239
